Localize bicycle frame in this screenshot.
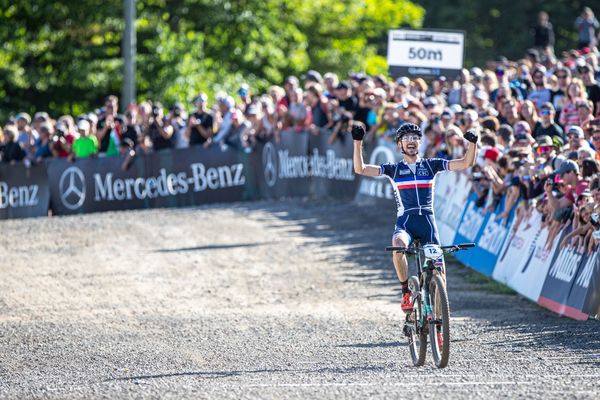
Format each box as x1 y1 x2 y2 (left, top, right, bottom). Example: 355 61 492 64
413 248 443 332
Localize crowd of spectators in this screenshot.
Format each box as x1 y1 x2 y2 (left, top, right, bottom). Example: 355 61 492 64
1 8 599 250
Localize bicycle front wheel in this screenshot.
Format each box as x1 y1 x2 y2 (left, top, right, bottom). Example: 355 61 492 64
429 274 450 368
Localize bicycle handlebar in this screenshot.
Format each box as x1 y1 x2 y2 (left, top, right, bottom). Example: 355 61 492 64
385 243 475 253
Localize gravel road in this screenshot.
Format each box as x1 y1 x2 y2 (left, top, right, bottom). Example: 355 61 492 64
0 200 598 399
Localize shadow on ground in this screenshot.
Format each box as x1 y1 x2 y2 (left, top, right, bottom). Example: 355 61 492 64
222 199 600 355
106 365 388 383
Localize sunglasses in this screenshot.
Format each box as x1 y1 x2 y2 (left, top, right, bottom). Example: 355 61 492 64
401 135 421 142
536 146 553 154
592 136 600 141
556 75 567 79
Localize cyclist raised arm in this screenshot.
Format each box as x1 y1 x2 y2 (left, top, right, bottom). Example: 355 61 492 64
351 122 478 313
447 129 478 171
352 122 381 176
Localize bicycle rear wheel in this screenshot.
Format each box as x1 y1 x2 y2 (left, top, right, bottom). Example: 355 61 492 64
429 274 450 368
406 276 427 367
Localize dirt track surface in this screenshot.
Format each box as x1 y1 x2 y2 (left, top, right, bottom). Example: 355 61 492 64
1 200 599 399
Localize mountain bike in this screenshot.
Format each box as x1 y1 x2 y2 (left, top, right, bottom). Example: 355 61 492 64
386 241 474 368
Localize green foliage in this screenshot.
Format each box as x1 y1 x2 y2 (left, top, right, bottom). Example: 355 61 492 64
0 0 423 120
414 0 586 68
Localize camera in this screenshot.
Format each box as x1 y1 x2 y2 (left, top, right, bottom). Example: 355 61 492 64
340 112 352 124
55 126 66 137
472 172 485 181
152 107 160 118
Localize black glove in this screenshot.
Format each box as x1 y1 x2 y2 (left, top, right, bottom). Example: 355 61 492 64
464 129 479 144
351 122 366 141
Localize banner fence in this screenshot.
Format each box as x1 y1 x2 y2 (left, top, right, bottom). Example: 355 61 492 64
1 132 598 320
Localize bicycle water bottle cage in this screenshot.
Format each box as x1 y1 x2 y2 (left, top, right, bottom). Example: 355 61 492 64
422 244 443 260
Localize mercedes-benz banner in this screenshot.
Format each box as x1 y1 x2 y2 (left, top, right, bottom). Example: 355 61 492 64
0 162 50 219
308 132 356 199
252 132 311 199
47 146 250 215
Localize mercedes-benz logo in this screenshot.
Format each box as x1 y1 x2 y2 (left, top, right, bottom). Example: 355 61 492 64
262 142 278 187
59 166 86 210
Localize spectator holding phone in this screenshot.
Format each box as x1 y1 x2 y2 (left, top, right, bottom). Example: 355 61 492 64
144 103 174 152
96 95 122 156
186 93 214 148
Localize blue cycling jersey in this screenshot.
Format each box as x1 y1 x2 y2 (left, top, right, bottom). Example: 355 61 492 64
380 157 449 216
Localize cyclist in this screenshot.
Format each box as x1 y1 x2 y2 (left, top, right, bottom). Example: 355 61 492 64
352 122 478 312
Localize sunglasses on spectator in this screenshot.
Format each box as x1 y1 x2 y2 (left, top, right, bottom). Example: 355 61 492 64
592 135 600 141
556 75 567 79
540 109 551 116
536 146 553 154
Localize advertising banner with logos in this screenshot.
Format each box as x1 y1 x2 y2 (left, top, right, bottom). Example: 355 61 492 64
47 146 250 215
580 252 600 319
451 193 516 277
0 163 49 219
252 132 312 199
307 133 357 199
47 153 152 215
433 172 471 244
506 221 557 302
537 227 591 321
149 146 251 208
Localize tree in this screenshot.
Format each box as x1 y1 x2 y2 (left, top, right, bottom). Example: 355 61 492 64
414 0 584 68
0 0 424 120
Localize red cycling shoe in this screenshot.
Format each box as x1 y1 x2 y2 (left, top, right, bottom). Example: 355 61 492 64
401 292 413 313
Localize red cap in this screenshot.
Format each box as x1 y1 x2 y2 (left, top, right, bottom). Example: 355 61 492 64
484 147 501 162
